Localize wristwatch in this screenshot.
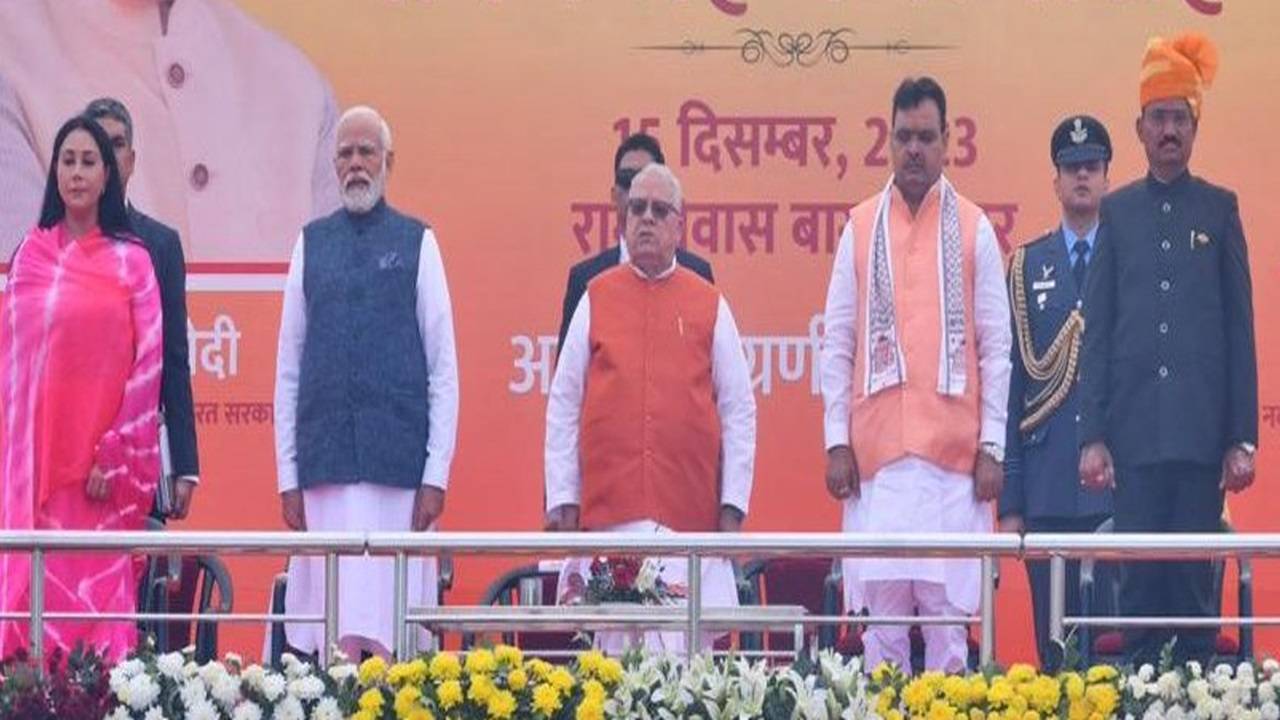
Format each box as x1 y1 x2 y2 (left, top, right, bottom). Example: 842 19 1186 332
980 441 1005 463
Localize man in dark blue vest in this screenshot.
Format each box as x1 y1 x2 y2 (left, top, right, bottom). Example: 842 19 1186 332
274 105 459 659
1079 33 1258 665
85 97 201 520
1001 115 1114 671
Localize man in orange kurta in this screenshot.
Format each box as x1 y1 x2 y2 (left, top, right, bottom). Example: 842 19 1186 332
820 77 1011 673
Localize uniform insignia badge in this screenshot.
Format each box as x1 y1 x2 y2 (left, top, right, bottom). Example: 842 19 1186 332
1036 291 1048 310
1032 279 1056 291
1070 118 1088 144
1041 264 1055 279
1191 230 1211 248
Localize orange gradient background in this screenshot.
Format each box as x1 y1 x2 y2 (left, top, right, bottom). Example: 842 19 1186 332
123 0 1280 661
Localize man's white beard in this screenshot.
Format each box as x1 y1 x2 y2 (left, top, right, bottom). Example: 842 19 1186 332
341 171 386 214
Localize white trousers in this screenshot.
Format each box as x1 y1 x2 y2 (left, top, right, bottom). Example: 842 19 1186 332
863 579 968 673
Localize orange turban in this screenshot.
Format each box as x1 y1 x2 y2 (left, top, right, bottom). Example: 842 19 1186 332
1139 32 1219 118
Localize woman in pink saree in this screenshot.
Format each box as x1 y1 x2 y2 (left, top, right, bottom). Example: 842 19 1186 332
0 115 162 662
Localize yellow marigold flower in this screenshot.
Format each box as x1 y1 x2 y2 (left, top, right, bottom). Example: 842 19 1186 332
928 699 958 720
943 676 971 708
872 662 897 685
495 644 524 668
968 709 985 720
1062 673 1085 701
1084 683 1118 716
876 692 894 715
886 711 905 720
1009 694 1029 716
987 679 1014 707
1088 714 1104 720
1067 700 1090 720
1007 664 1037 684
549 667 576 695
578 650 605 675
466 649 499 675
437 679 464 710
598 658 624 686
576 697 605 720
533 683 563 716
395 685 424 717
526 659 554 681
430 652 463 682
406 658 429 684
1028 676 1060 713
469 673 497 704
1085 665 1117 684
583 679 607 704
352 712 376 720
1022 712 1041 720
488 689 518 720
967 677 989 705
920 671 946 691
508 668 529 692
359 687 386 712
903 679 934 713
359 656 389 686
407 709 435 720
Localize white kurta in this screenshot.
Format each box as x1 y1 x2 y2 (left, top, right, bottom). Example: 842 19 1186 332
545 259 756 653
820 208 1011 614
273 225 459 656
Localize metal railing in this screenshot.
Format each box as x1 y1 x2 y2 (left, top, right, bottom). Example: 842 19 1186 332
0 530 1274 666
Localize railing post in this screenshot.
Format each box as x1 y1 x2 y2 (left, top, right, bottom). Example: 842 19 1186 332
324 552 340 665
1049 554 1066 647
687 553 702 657
980 554 995 666
393 551 409 661
30 548 45 666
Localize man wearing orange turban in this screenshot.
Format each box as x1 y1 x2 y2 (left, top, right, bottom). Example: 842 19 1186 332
1078 32 1258 666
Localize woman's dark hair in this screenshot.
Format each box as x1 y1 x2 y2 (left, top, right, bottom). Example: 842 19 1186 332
37 114 133 240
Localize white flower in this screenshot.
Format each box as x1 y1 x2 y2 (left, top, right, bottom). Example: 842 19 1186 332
241 664 265 690
1140 664 1156 681
1262 702 1280 720
261 672 287 702
120 673 162 711
284 659 313 680
183 661 200 678
144 708 168 720
223 652 244 668
1262 684 1277 704
180 678 209 708
198 661 228 685
289 675 326 701
232 701 264 720
187 699 220 720
311 697 344 720
1217 664 1235 677
1129 675 1149 700
1264 659 1280 676
107 708 132 720
118 658 146 678
157 652 186 680
327 663 357 683
1189 661 1205 678
210 672 242 707
275 695 305 720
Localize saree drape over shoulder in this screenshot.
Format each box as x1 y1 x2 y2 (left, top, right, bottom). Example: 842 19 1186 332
0 223 162 662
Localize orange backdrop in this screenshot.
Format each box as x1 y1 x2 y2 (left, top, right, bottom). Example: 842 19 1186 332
27 0 1280 662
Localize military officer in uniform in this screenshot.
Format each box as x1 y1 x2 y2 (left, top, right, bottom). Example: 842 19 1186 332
1078 32 1258 665
1001 115 1114 671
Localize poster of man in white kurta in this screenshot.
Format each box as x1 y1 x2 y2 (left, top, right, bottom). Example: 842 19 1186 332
273 106 459 658
545 163 756 655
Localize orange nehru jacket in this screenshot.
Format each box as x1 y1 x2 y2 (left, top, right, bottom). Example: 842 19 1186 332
579 265 722 532
848 186 984 480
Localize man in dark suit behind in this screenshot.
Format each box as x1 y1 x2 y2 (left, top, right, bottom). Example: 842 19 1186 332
1001 115 1114 671
87 97 200 519
1077 33 1257 665
555 133 713 353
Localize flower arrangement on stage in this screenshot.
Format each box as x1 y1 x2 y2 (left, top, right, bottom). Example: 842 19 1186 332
0 645 113 720
92 641 1280 720
580 556 686 606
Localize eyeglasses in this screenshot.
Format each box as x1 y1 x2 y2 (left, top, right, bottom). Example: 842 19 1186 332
627 197 679 221
615 167 640 191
